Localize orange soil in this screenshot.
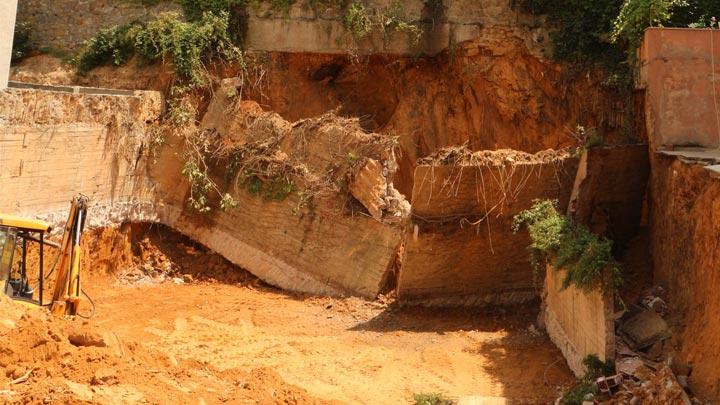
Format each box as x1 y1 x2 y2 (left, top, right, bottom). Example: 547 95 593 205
0 226 574 404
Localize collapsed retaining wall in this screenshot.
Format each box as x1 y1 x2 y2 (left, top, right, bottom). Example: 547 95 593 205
1 85 589 304
397 148 578 306
0 86 407 298
0 86 162 226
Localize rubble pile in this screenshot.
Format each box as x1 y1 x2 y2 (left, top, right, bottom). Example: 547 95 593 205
594 286 698 404
114 225 256 286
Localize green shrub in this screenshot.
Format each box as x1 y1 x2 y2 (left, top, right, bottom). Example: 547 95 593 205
76 12 240 89
176 0 247 20
512 199 622 293
560 355 615 404
514 0 719 67
12 21 34 63
611 0 686 51
344 1 373 39
343 0 422 45
75 23 141 73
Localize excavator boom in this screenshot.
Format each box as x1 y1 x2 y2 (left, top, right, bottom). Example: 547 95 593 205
49 196 88 316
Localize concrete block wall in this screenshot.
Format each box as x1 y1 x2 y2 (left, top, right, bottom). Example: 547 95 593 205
543 265 614 377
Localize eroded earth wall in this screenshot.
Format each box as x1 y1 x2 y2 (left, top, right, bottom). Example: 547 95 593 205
649 154 720 399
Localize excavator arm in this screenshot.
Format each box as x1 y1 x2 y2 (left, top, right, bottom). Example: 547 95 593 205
49 195 88 317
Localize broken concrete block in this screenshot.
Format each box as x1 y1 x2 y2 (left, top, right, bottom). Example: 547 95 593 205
348 158 387 220
153 103 408 299
398 147 578 306
620 309 670 350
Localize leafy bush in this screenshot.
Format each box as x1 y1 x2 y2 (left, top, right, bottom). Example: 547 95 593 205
611 0 687 51
514 0 720 67
75 23 141 73
512 199 622 293
135 11 240 86
12 21 34 63
344 1 373 38
76 12 240 89
176 0 247 20
512 0 625 64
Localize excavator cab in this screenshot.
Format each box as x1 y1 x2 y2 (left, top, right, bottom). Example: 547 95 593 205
0 195 88 316
0 215 52 305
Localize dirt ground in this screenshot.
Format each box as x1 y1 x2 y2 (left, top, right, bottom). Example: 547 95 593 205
0 225 574 404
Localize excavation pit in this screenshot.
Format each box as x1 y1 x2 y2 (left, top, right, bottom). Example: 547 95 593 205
0 223 576 403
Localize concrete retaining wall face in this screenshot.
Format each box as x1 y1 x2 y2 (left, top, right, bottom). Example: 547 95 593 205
0 87 163 227
640 28 720 149
569 145 650 248
543 265 614 377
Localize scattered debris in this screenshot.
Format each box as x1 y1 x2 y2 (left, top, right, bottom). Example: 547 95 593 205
597 285 701 404
9 369 33 385
91 368 118 386
596 373 625 395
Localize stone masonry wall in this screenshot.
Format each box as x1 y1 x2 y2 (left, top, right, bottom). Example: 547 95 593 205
17 0 551 57
17 0 180 52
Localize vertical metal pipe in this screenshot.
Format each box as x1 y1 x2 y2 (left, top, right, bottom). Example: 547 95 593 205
21 237 26 282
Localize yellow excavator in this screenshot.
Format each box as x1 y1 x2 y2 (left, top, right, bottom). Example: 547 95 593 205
0 195 89 317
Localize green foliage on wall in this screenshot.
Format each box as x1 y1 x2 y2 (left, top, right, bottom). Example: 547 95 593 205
512 199 622 293
76 11 240 89
514 0 720 66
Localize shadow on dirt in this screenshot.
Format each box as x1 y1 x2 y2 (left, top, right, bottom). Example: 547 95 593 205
348 300 542 333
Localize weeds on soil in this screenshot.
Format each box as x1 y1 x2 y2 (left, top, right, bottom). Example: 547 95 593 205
512 199 622 293
413 392 453 405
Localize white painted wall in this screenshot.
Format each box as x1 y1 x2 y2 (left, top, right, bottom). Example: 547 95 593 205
0 0 18 89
